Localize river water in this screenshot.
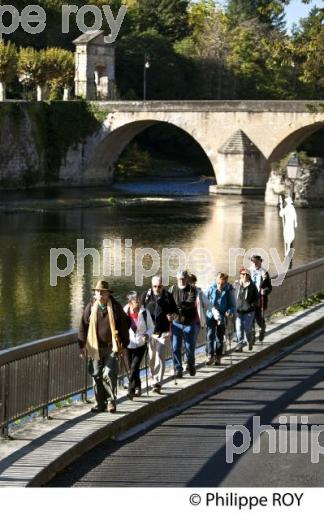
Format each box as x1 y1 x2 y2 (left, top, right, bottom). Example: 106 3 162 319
1 176 324 349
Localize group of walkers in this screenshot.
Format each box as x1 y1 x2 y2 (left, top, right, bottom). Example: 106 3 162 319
78 255 272 413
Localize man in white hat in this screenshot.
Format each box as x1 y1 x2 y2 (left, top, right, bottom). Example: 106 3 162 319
78 280 130 413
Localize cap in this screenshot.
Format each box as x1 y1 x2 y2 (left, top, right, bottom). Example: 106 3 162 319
176 270 189 279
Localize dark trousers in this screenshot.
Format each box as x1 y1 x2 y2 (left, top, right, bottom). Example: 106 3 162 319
255 306 266 332
88 350 118 408
127 345 147 394
206 317 225 357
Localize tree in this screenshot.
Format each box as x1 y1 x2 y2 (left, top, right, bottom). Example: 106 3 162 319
293 7 324 98
225 19 298 98
116 30 198 99
18 47 74 100
0 40 18 100
18 48 48 100
175 1 231 98
44 48 75 100
18 47 42 92
225 0 312 31
137 0 190 42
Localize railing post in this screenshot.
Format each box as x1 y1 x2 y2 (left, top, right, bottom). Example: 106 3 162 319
1 423 9 438
1 365 10 438
305 269 308 300
81 352 88 402
42 349 50 419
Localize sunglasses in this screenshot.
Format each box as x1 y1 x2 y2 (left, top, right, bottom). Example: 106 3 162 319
153 285 162 288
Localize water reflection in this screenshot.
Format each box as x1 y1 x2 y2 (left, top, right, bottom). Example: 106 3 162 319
0 194 324 348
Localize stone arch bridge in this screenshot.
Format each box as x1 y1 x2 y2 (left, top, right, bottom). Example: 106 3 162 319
62 100 324 194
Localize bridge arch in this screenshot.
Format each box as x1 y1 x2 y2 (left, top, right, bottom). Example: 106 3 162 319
268 121 324 163
83 118 216 184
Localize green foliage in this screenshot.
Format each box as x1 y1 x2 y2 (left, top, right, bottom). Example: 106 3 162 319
272 291 324 319
45 48 75 88
89 102 110 124
225 0 311 30
45 100 102 176
116 142 153 176
18 47 46 87
16 47 74 99
0 40 18 83
2 0 323 100
272 150 313 174
116 30 199 99
294 8 324 98
137 0 190 42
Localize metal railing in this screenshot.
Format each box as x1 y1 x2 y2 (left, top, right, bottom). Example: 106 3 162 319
1 257 324 436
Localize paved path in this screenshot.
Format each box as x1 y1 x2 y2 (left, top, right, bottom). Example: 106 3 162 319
48 328 324 487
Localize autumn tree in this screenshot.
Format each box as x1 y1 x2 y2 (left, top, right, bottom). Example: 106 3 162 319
0 41 18 100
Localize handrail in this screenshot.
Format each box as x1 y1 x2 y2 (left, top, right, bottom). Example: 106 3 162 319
281 257 324 278
1 257 324 436
0 331 77 366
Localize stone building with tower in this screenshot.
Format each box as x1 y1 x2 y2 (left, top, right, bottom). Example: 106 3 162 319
73 30 116 101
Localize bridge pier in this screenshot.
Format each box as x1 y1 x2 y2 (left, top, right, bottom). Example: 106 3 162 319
210 130 269 196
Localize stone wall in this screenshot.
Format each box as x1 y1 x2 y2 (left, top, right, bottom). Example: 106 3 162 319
0 102 104 189
0 104 46 188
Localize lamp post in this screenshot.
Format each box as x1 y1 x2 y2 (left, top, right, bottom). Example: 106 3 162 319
286 152 300 200
143 55 150 102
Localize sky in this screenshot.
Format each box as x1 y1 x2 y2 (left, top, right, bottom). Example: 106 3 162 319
285 0 323 30
216 0 323 30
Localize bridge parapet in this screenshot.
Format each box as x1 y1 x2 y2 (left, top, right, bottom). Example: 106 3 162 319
94 100 324 113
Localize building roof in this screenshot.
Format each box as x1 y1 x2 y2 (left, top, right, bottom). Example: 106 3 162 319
73 30 104 45
218 129 259 154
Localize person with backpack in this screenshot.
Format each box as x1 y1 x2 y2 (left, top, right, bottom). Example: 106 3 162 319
249 255 272 342
205 273 235 365
141 275 178 393
124 291 154 399
234 268 259 350
169 270 197 378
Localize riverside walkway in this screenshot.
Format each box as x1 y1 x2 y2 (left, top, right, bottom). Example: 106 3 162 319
1 300 324 487
48 326 324 488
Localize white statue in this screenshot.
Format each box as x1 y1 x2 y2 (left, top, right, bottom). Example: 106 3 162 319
279 196 298 256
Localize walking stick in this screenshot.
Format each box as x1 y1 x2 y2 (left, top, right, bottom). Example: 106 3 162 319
169 321 178 385
260 294 265 344
119 351 130 389
145 341 149 396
